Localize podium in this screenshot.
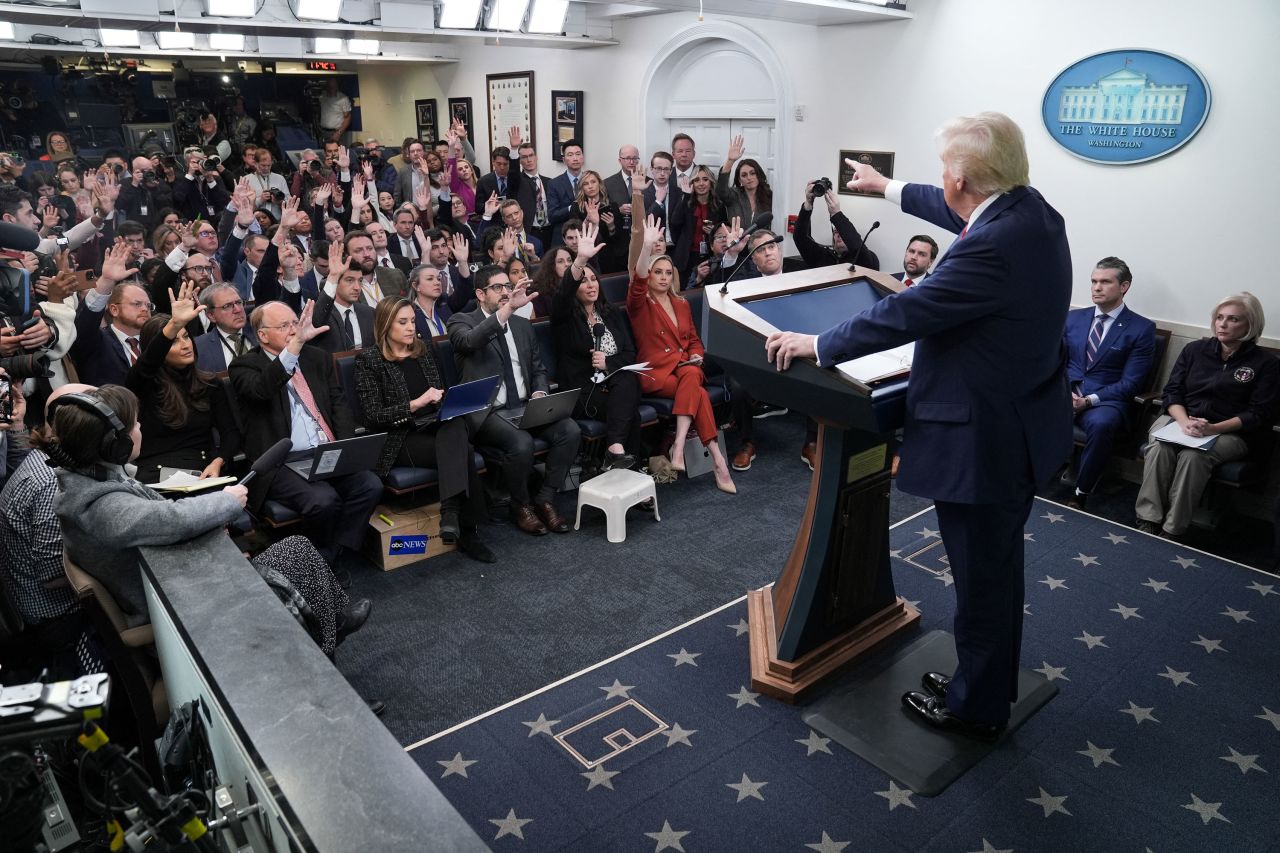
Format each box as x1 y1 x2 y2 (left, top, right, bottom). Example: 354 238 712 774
702 265 921 702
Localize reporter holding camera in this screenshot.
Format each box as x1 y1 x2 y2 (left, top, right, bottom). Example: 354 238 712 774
173 146 231 222
117 156 174 230
245 149 290 221
794 180 879 270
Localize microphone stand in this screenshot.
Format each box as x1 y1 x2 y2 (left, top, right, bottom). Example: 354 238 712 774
719 237 783 295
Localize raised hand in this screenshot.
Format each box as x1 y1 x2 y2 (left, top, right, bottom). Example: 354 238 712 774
100 239 140 284
280 244 302 279
506 277 534 312
724 215 745 250
294 299 329 345
453 118 468 140
314 182 333 208
642 214 663 248
336 145 351 171
576 221 603 260
413 223 429 254
362 159 375 181
235 182 257 227
174 222 198 250
167 280 205 326
483 191 500 219
349 175 366 210
449 232 470 265
502 226 519 254
584 198 600 225
413 180 431 211
726 134 745 162
507 125 523 149
279 195 301 230
39 202 59 230
331 182 345 207
327 239 351 280
632 160 651 192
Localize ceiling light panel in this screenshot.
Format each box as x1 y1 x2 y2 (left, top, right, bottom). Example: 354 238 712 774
209 33 246 51
157 31 196 49
100 28 141 47
292 0 343 21
346 38 379 54
0 22 15 41
486 0 528 31
526 0 568 34
205 0 255 16
439 0 483 29
313 37 342 52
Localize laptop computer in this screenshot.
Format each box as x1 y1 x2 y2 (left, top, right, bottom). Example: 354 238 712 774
285 433 389 482
497 387 581 430
414 375 502 428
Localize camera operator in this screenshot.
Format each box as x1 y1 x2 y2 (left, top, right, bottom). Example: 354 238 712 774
173 146 231 222
196 110 233 164
244 148 290 221
0 151 27 190
794 179 879 270
360 138 399 197
117 156 174 230
290 148 337 201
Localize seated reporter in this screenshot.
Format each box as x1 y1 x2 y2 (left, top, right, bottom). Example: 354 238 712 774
627 214 735 493
230 300 383 582
448 266 581 536
1135 292 1279 538
125 283 242 484
551 222 641 470
354 298 494 562
39 385 364 655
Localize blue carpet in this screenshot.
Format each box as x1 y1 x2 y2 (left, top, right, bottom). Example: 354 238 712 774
407 499 1280 852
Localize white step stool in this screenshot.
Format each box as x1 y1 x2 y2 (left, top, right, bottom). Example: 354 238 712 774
574 469 661 542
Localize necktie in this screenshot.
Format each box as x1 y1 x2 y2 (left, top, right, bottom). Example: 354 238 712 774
494 324 521 409
958 225 969 239
229 331 245 356
126 336 141 364
290 368 335 442
626 176 632 196
498 177 507 196
343 309 356 347
903 278 914 287
534 180 547 225
570 175 578 193
1085 314 1108 367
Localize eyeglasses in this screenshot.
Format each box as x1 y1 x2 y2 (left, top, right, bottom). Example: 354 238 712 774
124 300 156 311
195 230 216 238
261 320 298 331
214 299 245 311
651 166 672 173
619 156 640 162
485 283 515 292
185 265 213 275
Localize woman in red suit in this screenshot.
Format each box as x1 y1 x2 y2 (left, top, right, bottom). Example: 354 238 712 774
627 211 735 493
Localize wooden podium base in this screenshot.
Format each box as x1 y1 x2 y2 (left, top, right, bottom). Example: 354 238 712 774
747 585 921 703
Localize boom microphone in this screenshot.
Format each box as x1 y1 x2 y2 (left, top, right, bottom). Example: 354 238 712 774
0 221 40 252
726 213 770 251
238 438 293 488
591 322 607 384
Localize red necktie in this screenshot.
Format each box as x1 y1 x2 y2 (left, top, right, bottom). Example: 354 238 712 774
290 368 336 442
903 278 914 287
958 225 969 239
126 337 141 364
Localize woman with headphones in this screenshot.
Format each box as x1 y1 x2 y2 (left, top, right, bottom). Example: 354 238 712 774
35 385 370 657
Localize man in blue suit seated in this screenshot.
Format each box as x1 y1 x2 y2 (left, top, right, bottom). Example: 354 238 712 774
1063 257 1155 509
193 283 259 372
766 112 1072 741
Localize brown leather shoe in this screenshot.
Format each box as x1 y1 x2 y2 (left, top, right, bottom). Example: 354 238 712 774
800 441 817 471
511 503 549 535
535 500 571 533
731 442 756 471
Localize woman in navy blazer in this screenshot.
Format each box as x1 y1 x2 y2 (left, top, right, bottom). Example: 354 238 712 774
768 113 1072 738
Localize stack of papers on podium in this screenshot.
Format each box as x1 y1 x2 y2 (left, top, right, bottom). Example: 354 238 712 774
1151 419 1217 450
835 342 914 385
152 471 238 493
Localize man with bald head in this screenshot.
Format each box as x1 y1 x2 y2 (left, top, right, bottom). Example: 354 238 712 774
118 154 174 229
604 144 642 230
0 382 94 657
230 301 382 583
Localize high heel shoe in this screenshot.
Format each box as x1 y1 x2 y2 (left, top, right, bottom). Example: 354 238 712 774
669 454 686 473
715 469 737 495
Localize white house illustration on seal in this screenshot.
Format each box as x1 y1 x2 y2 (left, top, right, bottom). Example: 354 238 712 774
1058 66 1187 125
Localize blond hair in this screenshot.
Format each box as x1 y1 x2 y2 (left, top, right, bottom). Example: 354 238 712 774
1211 292 1266 343
936 111 1029 196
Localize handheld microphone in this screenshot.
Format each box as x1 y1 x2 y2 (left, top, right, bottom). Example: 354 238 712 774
719 234 784 296
848 220 880 271
725 213 769 251
0 221 40 252
238 438 293 489
591 322 606 384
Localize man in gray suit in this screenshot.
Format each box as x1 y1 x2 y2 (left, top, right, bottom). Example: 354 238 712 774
447 266 581 537
393 140 427 207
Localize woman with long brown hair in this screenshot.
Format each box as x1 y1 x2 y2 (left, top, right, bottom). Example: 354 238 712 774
125 282 242 484
354 297 495 562
573 169 625 273
717 135 773 231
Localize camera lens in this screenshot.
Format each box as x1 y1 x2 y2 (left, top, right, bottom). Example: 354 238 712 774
308 160 321 173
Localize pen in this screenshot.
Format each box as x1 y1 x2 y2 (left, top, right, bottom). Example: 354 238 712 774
378 513 394 527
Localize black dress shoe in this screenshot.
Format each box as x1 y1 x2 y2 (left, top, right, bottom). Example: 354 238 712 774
605 451 636 471
331 561 352 590
336 598 372 640
901 691 1005 742
921 671 951 699
457 528 497 563
439 510 461 544
365 698 387 717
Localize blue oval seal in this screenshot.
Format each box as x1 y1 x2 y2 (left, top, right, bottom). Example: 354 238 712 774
1042 49 1211 165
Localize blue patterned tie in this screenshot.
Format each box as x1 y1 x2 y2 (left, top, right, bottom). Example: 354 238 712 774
1085 314 1108 367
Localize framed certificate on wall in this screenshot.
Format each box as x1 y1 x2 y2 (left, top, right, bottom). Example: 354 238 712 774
486 70 536 153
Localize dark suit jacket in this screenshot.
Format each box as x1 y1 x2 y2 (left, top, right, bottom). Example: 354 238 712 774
793 205 880 270
228 345 357 510
546 172 580 236
311 286 375 354
69 302 131 387
816 184 1073 504
252 243 302 315
193 324 259 373
376 252 412 275
373 266 409 300
353 347 450 476
476 170 522 208
603 171 633 212
447 307 549 427
1064 304 1156 416
550 269 637 396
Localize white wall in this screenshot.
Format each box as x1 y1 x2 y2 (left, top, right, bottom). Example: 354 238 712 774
359 0 1280 334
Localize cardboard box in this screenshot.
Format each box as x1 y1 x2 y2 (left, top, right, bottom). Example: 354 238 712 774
363 503 455 571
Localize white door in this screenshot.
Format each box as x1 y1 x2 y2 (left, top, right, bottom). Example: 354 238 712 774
669 119 776 224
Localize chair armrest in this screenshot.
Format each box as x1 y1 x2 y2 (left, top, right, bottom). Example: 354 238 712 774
120 625 155 647
1133 391 1162 407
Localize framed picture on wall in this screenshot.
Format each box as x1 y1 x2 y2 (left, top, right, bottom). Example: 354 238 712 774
414 99 438 145
447 97 473 135
838 149 895 196
550 89 584 162
486 70 535 153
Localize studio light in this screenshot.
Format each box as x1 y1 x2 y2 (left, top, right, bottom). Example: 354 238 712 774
525 0 568 34
346 38 379 55
100 28 141 47
157 30 195 49
290 0 343 22
205 0 255 16
0 22 15 40
209 33 246 51
486 0 528 31
439 0 483 29
313 37 342 53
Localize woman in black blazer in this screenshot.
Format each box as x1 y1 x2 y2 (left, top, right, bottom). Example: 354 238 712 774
550 222 642 470
354 297 494 562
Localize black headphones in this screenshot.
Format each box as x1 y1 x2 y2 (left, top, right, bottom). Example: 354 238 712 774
47 392 135 466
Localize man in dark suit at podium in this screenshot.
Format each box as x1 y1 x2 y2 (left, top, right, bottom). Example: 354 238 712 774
767 112 1072 740
1062 257 1155 509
